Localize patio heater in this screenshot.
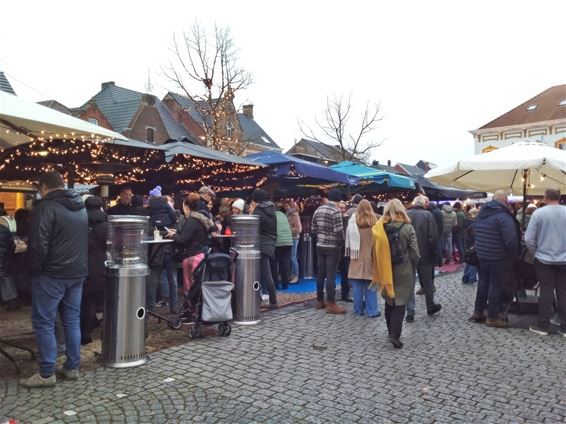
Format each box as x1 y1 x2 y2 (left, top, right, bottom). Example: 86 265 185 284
102 215 150 368
231 215 261 325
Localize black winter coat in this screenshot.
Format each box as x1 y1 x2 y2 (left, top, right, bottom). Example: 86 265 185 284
429 205 444 235
0 225 14 275
474 200 520 261
253 201 277 258
148 197 177 230
107 202 133 216
28 189 88 279
172 213 211 259
197 199 213 221
87 208 108 283
407 206 438 264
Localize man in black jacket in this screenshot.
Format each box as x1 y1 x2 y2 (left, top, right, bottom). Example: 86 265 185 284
20 171 88 388
251 189 278 309
470 190 520 327
197 186 215 221
107 186 133 215
406 195 442 322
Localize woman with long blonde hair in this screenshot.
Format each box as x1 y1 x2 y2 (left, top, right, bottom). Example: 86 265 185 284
372 198 420 348
345 199 379 317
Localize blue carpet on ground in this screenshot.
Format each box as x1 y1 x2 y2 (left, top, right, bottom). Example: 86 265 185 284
281 277 342 294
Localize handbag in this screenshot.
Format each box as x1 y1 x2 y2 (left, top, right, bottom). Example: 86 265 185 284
463 246 479 266
0 274 18 302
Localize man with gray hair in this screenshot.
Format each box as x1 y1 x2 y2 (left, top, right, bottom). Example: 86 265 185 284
525 188 566 337
406 195 441 321
470 190 520 327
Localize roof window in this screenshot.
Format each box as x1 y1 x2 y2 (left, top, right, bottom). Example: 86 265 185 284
526 104 537 111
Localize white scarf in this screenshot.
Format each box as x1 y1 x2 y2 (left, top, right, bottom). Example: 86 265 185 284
345 213 361 259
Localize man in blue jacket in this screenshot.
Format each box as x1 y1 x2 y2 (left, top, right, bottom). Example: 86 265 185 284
469 190 520 327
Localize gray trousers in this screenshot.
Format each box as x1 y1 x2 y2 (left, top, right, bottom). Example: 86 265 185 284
535 260 566 330
407 260 436 316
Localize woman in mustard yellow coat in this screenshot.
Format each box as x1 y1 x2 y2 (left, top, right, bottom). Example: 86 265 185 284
372 199 420 348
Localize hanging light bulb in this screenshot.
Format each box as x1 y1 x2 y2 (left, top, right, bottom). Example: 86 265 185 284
540 175 545 182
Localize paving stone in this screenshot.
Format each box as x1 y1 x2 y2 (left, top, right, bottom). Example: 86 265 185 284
1 272 565 423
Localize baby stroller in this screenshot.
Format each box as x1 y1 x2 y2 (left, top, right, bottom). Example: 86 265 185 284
172 251 234 338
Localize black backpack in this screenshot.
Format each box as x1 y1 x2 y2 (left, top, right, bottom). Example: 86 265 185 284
385 223 407 265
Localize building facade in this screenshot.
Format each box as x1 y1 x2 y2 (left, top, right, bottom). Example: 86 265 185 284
470 85 566 153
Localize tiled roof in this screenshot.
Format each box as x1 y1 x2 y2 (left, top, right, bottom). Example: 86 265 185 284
84 84 192 141
155 100 196 143
167 92 208 125
396 163 426 176
37 100 73 116
82 84 142 132
238 113 281 150
289 138 344 163
0 72 15 95
371 163 400 174
478 84 566 130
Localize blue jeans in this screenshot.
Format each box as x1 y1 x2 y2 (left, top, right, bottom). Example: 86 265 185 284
463 264 478 283
290 238 299 278
350 279 379 316
148 253 178 311
32 275 84 377
475 259 511 320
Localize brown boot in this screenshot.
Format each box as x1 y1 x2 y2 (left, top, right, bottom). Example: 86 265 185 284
315 301 327 309
326 301 346 314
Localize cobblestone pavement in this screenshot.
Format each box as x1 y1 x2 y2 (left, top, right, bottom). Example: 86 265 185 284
1 272 565 424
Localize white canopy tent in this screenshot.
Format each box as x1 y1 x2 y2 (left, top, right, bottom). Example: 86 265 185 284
0 91 126 148
425 141 566 196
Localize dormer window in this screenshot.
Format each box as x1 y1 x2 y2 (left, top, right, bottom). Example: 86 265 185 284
526 104 537 111
226 121 233 140
88 117 98 126
146 126 155 143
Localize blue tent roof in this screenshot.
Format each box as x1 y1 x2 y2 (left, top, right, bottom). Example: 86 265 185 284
330 161 415 189
246 151 359 186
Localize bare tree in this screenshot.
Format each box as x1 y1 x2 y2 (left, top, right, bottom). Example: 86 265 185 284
164 23 252 154
300 95 384 163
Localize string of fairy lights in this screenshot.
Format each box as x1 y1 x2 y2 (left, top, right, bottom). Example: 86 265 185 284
0 133 266 191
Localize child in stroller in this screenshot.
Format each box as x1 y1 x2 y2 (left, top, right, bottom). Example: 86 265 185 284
169 249 234 338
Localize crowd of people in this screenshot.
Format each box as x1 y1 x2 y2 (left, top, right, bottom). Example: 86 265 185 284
2 169 564 388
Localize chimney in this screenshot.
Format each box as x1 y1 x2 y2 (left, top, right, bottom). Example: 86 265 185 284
101 81 115 90
142 93 156 106
372 160 379 166
387 159 391 166
242 104 254 120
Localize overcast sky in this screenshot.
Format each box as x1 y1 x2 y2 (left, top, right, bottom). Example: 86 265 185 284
1 0 565 167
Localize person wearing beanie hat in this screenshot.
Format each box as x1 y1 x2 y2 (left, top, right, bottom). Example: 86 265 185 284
516 203 538 232
311 189 347 314
250 189 278 309
231 199 245 215
197 186 215 220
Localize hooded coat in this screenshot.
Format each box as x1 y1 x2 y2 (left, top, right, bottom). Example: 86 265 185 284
253 201 277 257
148 196 177 230
440 204 457 235
28 189 88 279
474 200 520 261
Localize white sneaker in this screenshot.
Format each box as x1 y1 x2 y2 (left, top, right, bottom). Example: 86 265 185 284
19 373 56 388
550 316 560 326
261 294 269 302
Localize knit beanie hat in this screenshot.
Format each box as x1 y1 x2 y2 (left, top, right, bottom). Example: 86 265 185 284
351 194 363 205
252 189 268 203
328 188 342 202
149 186 162 197
232 199 245 211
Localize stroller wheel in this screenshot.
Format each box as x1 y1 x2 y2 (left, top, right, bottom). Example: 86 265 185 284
168 318 183 330
218 323 231 337
189 325 201 339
